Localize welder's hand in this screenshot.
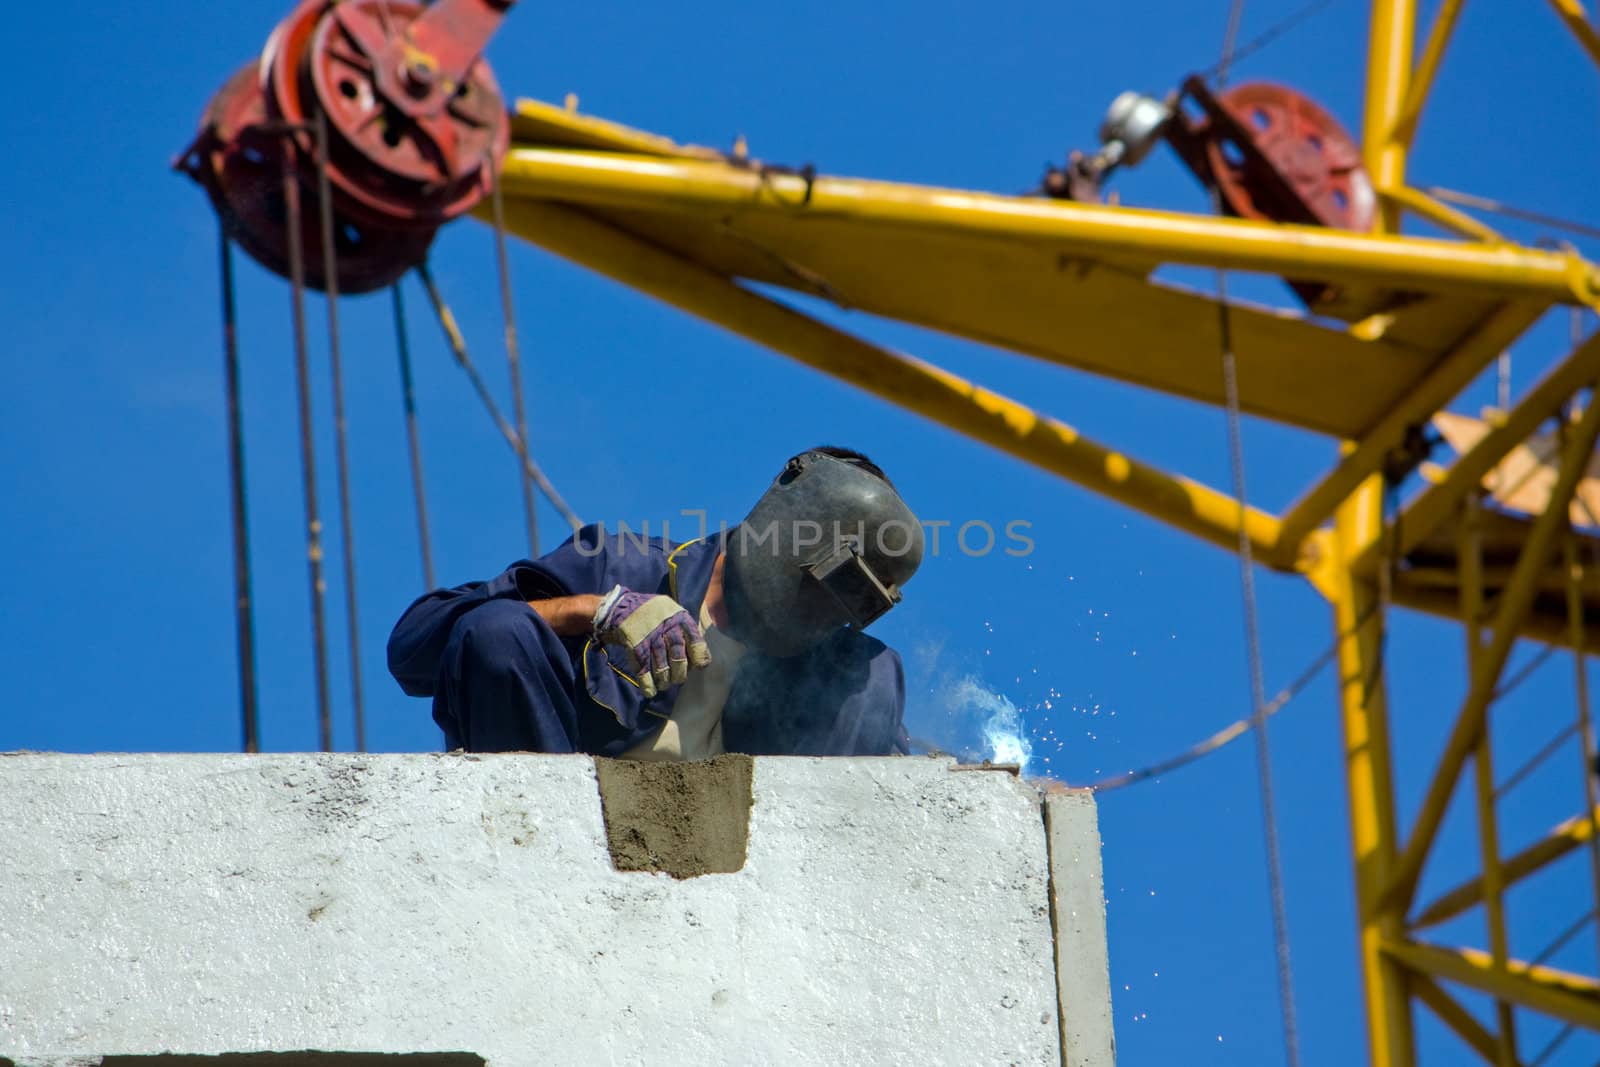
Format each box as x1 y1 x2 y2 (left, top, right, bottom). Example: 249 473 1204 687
592 585 713 698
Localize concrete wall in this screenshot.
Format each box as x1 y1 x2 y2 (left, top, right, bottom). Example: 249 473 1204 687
0 754 1112 1066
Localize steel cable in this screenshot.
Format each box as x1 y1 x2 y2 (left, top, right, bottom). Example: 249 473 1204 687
1211 5 1302 1063
392 283 437 591
414 262 583 532
491 177 540 557
313 111 367 753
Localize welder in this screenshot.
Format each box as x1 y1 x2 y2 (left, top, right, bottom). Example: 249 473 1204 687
386 447 923 757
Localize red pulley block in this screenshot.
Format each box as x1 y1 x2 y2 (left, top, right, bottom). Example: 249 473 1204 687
180 66 437 295
178 0 514 292
1203 82 1374 232
263 0 511 229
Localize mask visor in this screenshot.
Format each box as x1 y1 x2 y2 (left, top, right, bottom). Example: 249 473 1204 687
803 541 902 629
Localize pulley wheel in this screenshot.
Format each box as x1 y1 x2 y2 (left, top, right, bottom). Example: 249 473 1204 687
264 0 509 229
1205 82 1374 232
185 64 436 294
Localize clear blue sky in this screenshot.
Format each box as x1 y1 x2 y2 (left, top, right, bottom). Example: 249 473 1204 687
5 1 1600 1063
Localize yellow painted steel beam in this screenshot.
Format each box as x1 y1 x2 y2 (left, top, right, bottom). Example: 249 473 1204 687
1547 0 1600 67
1359 327 1600 576
1378 184 1502 243
1326 480 1416 1067
1386 390 1600 911
1459 496 1520 1063
1414 805 1600 928
1384 939 1600 1033
485 199 1283 559
1273 302 1542 564
1388 0 1467 150
1390 583 1600 653
495 149 1600 304
1410 973 1508 1065
1561 532 1600 952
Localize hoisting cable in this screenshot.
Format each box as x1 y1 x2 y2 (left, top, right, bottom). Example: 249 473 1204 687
1424 186 1600 244
217 228 261 754
391 282 437 591
414 262 583 532
1195 0 1342 81
280 135 335 754
491 176 540 556
1212 4 1302 1062
313 111 367 753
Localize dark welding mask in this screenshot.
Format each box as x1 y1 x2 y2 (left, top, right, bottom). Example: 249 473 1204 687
722 450 923 658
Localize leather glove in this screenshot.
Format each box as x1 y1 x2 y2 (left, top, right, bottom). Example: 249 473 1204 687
593 585 713 698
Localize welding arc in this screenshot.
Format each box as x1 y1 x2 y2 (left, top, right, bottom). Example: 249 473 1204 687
414 263 583 532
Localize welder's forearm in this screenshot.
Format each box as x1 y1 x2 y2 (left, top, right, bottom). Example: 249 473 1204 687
529 595 604 637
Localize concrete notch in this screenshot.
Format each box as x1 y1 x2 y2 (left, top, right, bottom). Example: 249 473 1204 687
593 753 753 878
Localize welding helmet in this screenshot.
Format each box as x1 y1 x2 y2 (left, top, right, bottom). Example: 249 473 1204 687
722 449 923 658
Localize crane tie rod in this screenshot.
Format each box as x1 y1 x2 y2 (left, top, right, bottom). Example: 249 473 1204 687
414 262 583 532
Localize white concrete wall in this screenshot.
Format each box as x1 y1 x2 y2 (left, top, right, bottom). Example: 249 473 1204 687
0 754 1112 1066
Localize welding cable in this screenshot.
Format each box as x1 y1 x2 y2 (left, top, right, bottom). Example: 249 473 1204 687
414 262 583 532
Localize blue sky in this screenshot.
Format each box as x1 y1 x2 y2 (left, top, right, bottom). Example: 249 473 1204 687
5 1 1600 1063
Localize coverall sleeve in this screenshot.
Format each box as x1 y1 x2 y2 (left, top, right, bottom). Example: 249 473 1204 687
385 524 615 697
841 643 910 756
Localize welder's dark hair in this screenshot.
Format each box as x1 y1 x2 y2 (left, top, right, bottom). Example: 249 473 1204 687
800 445 894 488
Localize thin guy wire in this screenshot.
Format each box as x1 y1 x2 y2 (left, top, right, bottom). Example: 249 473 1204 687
1197 0 1342 81
1211 2 1300 1059
492 176 539 556
1495 645 1558 703
281 142 334 754
1217 267 1302 1067
414 262 583 531
1529 1021 1575 1067
218 230 260 753
314 111 366 753
392 283 437 591
1496 720 1580 799
1532 908 1596 967
1425 186 1600 244
1088 599 1377 792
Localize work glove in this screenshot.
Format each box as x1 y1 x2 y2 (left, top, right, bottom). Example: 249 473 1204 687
592 585 713 698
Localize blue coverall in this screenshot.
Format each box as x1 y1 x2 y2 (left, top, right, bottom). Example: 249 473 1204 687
386 524 910 756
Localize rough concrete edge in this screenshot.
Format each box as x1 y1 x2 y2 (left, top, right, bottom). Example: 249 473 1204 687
1044 790 1116 1067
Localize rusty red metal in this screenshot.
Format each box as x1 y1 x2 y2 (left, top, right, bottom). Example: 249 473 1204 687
177 65 436 294
1163 76 1375 312
1166 77 1374 234
178 0 513 291
1205 82 1374 233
